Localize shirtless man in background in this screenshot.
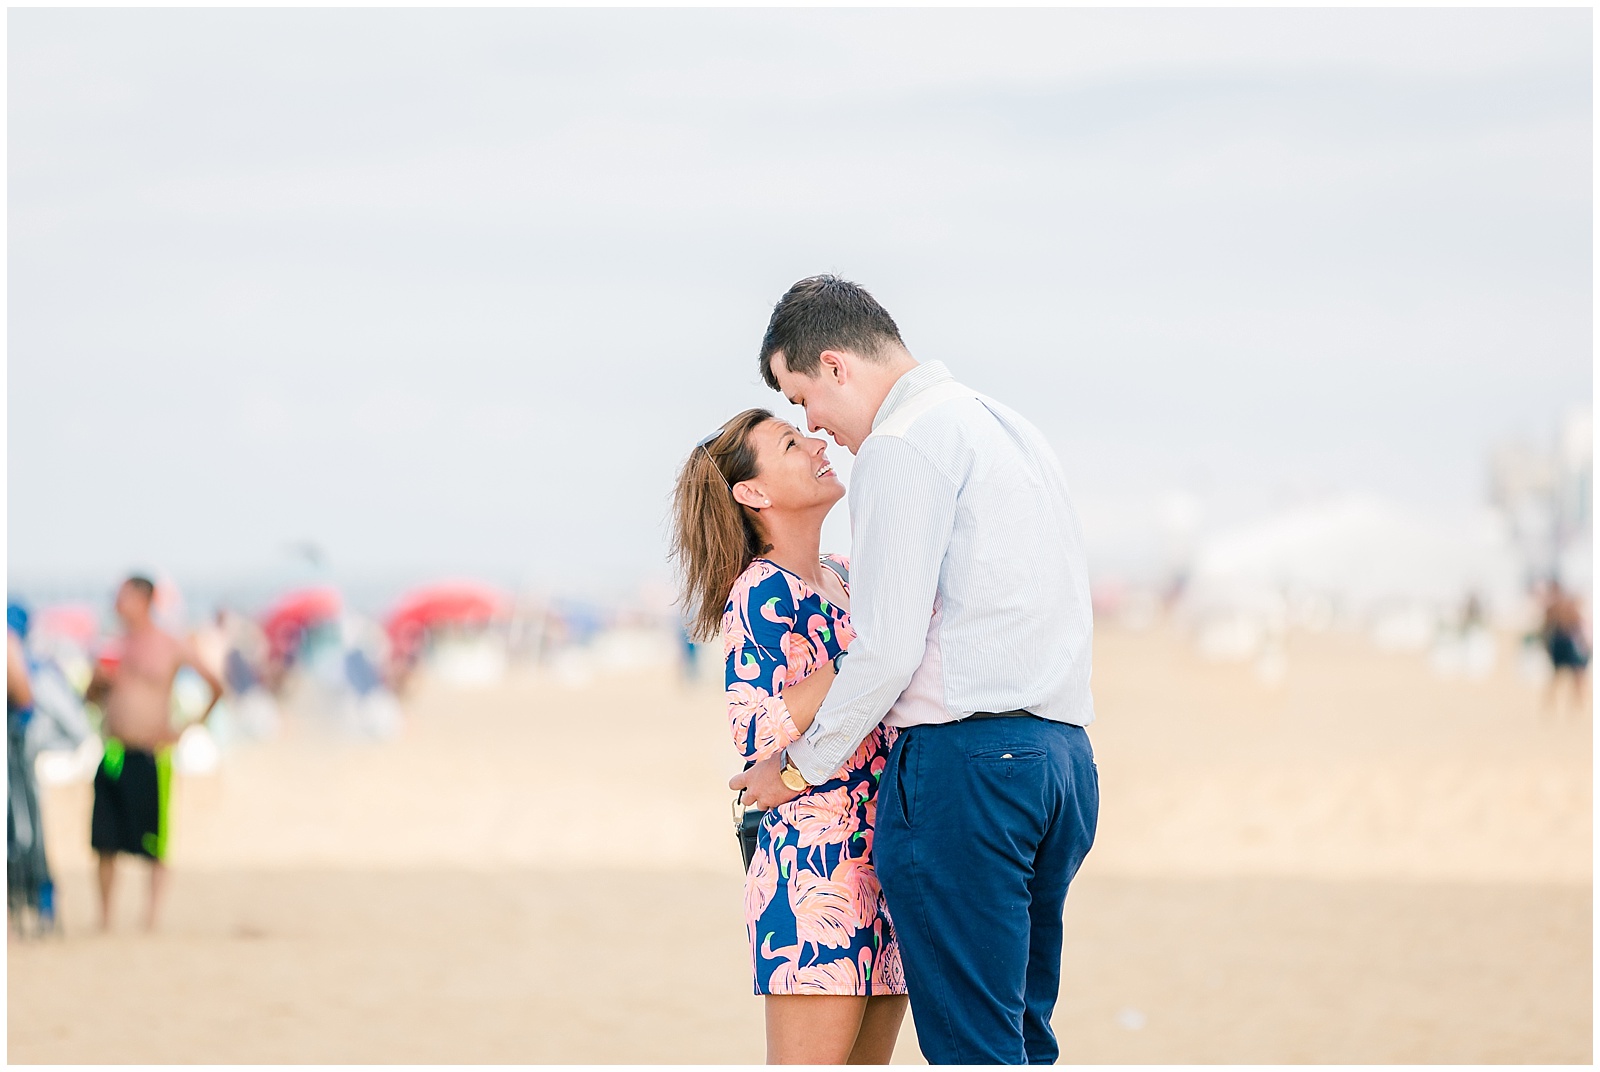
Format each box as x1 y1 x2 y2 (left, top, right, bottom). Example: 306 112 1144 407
85 576 222 931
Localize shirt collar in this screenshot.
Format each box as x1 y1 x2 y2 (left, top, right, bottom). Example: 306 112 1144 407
871 361 953 432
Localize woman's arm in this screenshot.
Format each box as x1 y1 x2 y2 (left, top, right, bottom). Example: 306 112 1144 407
726 569 824 763
776 659 837 735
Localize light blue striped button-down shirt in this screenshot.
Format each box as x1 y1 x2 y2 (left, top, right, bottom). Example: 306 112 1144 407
785 360 1096 784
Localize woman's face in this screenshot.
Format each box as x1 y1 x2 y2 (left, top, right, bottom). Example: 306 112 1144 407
737 419 844 515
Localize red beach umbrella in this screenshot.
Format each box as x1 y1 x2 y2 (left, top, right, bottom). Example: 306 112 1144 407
259 586 343 661
35 604 101 648
385 582 510 660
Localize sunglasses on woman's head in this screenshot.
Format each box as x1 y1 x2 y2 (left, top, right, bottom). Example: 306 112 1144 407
699 427 734 494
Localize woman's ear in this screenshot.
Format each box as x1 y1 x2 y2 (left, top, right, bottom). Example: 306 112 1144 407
732 481 769 511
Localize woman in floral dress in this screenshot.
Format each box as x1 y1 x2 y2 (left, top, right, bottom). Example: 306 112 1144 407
671 408 907 1064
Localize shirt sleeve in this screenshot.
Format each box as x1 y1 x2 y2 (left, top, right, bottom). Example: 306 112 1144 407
784 436 958 782
725 569 808 762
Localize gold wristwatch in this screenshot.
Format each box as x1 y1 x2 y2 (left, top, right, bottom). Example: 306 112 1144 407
779 750 810 792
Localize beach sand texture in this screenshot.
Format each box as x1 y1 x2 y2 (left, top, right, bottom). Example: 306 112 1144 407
8 626 1591 1063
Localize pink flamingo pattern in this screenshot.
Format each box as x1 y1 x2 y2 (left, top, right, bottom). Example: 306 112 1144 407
725 555 905 996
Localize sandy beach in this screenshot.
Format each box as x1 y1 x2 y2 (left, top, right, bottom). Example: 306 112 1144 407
8 625 1591 1063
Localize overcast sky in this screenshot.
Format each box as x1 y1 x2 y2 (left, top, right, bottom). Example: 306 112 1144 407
8 8 1591 603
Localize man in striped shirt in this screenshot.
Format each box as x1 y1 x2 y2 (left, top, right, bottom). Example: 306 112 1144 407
731 275 1099 1065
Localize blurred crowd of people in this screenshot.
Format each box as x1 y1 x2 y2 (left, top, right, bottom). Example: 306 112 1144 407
5 570 682 938
7 558 1584 939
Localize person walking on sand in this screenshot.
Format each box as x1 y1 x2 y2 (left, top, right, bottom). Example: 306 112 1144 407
672 409 909 1064
85 575 223 931
1540 579 1590 714
731 276 1099 1065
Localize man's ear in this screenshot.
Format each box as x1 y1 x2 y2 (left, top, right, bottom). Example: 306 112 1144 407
732 481 767 511
817 349 850 385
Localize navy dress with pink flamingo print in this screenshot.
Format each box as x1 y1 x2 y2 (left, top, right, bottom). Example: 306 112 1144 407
723 554 905 996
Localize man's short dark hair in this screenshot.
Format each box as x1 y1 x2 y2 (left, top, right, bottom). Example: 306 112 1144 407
123 575 155 601
759 275 905 391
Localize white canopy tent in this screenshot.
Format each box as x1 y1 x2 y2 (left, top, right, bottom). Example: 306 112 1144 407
1179 496 1525 657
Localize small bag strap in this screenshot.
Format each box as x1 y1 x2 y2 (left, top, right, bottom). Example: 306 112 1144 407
819 556 849 587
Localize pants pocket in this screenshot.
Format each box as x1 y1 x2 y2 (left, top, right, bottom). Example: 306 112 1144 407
966 745 1045 779
966 745 1045 761
894 732 916 827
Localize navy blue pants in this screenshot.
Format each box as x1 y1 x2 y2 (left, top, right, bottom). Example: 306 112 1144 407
875 716 1098 1064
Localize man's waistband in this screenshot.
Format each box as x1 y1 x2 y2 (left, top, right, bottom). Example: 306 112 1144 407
965 709 1034 721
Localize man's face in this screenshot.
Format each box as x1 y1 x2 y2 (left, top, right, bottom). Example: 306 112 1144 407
771 351 872 455
114 583 151 627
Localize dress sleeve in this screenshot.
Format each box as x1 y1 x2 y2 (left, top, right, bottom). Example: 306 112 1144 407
725 568 809 762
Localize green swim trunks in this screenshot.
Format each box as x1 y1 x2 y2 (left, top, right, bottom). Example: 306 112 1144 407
90 739 172 861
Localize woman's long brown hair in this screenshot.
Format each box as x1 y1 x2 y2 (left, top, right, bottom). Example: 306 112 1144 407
670 408 774 641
